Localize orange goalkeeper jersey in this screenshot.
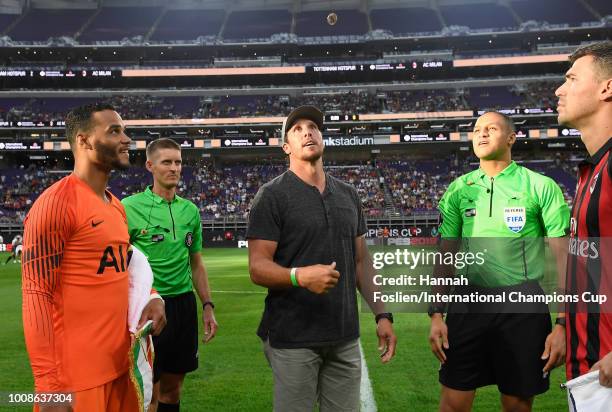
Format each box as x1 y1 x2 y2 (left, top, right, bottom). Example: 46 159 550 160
22 174 131 392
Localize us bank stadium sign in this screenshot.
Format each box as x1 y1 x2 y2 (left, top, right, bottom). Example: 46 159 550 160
323 136 374 146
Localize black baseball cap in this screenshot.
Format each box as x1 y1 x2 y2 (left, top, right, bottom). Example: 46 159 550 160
282 105 324 142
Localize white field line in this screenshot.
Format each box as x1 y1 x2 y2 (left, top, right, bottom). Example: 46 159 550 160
212 287 377 411
360 340 377 412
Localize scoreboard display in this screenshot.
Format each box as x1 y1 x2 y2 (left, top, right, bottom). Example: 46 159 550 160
324 114 359 122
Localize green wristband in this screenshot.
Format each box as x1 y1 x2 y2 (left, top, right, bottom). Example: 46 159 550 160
290 267 299 287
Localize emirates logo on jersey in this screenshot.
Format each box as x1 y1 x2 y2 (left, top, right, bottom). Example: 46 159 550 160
568 218 600 259
569 237 599 259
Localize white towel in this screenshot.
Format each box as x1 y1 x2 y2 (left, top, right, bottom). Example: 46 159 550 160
128 245 154 333
127 245 155 411
565 370 612 412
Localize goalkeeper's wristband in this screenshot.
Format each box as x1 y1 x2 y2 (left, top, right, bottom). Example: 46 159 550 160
149 293 164 304
290 267 300 287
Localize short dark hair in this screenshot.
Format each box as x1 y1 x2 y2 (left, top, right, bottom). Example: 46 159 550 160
65 103 116 148
569 41 612 80
481 111 516 133
146 138 181 160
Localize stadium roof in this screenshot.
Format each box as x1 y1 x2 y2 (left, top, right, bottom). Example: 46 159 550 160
2 0 493 12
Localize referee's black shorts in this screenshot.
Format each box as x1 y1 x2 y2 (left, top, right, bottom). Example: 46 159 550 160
153 291 199 382
439 281 552 397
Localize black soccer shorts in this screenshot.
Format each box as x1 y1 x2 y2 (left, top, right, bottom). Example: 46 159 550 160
439 281 552 397
153 291 199 382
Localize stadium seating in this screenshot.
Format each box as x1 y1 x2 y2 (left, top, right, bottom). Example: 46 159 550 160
520 81 559 108
310 91 382 113
385 90 469 112
0 83 563 123
0 96 199 122
380 159 454 216
222 10 291 40
149 9 225 41
520 158 578 206
0 13 18 33
79 7 163 42
8 9 93 41
0 97 93 123
587 0 612 16
0 3 607 44
370 7 442 34
326 165 386 217
0 155 578 224
0 166 58 223
202 95 285 118
106 95 200 119
510 0 596 25
295 10 368 37
183 163 286 220
439 3 517 30
464 86 523 109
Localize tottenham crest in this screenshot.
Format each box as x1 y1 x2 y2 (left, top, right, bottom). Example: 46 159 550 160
504 207 526 233
185 232 193 247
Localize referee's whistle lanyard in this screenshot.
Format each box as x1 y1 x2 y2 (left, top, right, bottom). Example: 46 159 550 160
466 177 495 217
142 196 174 240
167 202 177 240
488 177 494 217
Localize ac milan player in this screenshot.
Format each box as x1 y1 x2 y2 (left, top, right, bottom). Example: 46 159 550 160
555 41 612 387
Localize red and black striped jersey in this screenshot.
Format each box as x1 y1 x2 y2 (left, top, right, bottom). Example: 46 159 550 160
566 137 612 380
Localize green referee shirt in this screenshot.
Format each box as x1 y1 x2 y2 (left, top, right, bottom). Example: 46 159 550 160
122 186 203 296
438 161 570 287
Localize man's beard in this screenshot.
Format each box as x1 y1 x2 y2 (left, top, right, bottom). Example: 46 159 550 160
302 146 323 162
93 141 129 171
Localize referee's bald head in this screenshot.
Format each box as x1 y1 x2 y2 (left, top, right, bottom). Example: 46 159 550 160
479 111 516 134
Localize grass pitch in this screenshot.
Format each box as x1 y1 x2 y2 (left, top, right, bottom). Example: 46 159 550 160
0 248 568 411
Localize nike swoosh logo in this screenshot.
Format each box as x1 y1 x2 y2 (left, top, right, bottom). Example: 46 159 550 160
91 220 104 227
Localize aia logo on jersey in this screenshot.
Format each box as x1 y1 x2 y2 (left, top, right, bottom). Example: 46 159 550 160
97 245 133 274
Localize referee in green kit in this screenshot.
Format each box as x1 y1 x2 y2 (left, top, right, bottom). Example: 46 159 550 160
428 111 570 412
122 138 218 412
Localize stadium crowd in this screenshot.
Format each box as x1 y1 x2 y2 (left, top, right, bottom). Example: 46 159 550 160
0 155 577 224
0 81 560 123
0 165 59 223
379 158 459 216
